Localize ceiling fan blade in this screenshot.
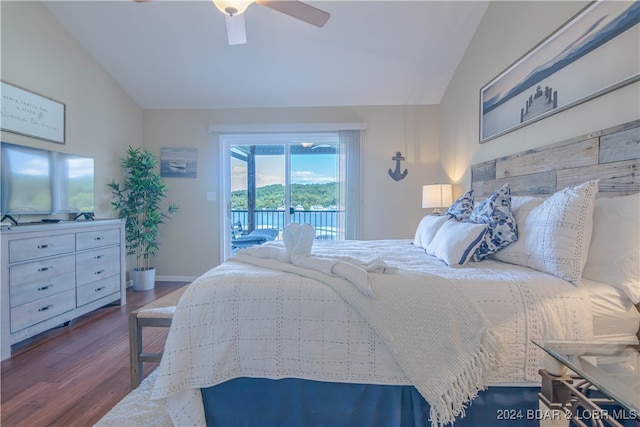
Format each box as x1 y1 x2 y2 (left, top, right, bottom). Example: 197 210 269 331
225 13 247 45
256 0 330 27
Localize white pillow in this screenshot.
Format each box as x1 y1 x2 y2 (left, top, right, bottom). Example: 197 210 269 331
582 193 640 304
509 195 545 225
413 215 449 248
426 219 488 267
492 180 599 286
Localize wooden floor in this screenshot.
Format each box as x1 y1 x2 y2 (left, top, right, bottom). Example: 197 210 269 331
1 281 188 427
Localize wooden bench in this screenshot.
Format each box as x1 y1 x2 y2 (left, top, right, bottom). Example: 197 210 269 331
129 286 187 389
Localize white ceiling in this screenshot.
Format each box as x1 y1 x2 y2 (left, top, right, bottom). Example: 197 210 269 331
43 1 489 110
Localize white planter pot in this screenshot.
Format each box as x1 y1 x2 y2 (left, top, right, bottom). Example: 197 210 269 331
131 267 156 291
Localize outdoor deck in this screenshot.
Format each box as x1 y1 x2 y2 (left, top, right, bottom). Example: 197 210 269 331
231 209 341 241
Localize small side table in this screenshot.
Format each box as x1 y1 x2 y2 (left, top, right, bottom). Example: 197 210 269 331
533 340 639 427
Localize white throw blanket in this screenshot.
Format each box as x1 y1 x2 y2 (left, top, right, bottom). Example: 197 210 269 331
153 226 502 427
234 252 502 426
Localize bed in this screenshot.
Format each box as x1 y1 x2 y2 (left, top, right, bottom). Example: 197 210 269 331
152 120 640 427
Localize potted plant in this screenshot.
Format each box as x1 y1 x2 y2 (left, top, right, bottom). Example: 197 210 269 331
108 146 179 291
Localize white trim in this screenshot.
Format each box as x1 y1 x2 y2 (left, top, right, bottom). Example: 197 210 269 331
220 132 340 145
220 139 232 262
208 122 367 133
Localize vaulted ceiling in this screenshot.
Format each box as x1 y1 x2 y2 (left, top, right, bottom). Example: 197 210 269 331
44 1 489 109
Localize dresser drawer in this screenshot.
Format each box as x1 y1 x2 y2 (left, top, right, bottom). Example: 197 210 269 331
9 255 76 307
76 246 121 286
76 228 120 251
77 275 120 307
10 288 76 333
9 234 76 263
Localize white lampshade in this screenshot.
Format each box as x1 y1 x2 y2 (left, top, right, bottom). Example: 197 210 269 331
213 0 253 16
422 184 453 214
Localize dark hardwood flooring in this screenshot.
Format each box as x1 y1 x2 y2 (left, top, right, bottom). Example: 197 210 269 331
1 281 188 427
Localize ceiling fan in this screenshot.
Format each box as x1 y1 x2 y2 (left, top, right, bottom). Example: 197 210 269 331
135 0 330 46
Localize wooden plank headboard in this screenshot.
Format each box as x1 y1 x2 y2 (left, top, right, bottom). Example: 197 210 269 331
471 120 640 199
471 119 640 328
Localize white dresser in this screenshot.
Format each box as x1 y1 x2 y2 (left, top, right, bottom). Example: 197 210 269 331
1 219 126 360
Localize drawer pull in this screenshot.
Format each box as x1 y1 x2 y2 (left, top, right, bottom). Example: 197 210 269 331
94 255 104 260
38 304 54 312
94 270 105 275
94 236 103 241
37 284 54 291
37 244 51 249
95 286 106 292
38 266 54 272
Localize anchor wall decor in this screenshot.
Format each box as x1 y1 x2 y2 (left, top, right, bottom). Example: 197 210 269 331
388 152 408 181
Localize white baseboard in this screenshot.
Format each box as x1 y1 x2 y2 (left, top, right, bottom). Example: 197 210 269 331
156 275 198 283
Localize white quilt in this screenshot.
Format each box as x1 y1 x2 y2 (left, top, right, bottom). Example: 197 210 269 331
152 240 594 426
233 251 502 427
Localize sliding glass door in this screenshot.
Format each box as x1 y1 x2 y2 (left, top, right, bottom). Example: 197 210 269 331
220 132 357 260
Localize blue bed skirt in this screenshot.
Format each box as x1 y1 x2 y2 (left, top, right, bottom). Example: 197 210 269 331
201 378 541 426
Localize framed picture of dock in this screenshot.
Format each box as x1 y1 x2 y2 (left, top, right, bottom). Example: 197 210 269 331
479 1 640 143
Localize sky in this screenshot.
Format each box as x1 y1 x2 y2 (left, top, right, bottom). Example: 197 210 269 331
232 152 337 191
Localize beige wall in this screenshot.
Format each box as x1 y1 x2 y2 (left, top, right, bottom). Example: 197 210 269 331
1 2 441 280
6 1 637 281
440 1 640 197
144 105 440 278
1 2 143 217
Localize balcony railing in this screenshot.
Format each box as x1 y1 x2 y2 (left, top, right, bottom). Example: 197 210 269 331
231 209 342 240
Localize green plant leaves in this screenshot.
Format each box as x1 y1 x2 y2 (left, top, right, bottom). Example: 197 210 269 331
108 146 179 271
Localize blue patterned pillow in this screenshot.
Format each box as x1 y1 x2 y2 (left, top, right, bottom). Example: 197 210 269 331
469 183 518 262
445 190 474 221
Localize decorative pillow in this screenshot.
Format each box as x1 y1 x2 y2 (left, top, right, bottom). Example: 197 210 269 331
469 183 518 262
413 215 449 249
510 195 545 221
582 193 640 303
445 190 474 221
425 219 488 267
492 180 599 286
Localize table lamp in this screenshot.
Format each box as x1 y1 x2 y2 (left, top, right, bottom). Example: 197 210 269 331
422 184 453 215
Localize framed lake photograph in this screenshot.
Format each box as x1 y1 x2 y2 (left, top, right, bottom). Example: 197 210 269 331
160 147 198 178
480 1 640 143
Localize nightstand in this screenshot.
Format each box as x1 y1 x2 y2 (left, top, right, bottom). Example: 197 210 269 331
533 340 639 427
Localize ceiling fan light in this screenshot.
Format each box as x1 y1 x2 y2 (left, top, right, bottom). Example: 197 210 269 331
213 0 253 16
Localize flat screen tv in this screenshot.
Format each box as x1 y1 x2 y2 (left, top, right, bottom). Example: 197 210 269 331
1 142 95 216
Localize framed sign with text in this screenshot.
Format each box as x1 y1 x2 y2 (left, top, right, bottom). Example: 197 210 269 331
1 81 65 144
